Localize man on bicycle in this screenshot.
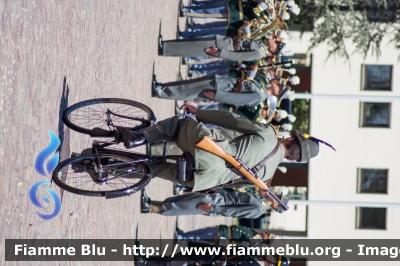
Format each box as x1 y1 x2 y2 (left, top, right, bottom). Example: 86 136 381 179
115 102 329 192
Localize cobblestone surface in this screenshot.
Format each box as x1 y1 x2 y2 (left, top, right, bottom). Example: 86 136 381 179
0 1 231 265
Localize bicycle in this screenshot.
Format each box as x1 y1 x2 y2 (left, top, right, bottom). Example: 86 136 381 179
52 98 195 199
52 98 288 212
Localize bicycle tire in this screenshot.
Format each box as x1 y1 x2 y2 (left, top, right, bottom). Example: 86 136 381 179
63 98 155 135
52 153 152 197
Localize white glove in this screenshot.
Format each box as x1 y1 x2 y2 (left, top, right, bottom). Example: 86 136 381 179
287 114 297 122
281 123 292 131
288 75 300 85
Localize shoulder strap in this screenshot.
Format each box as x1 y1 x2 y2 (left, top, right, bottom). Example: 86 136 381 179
222 140 280 188
251 141 280 174
204 134 280 193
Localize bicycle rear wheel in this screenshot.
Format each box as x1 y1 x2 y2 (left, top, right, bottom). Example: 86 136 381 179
63 98 155 135
52 153 152 197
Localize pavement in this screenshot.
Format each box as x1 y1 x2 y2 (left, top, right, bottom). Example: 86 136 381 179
0 1 231 265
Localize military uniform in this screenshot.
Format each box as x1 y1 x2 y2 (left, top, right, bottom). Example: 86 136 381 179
162 35 267 62
144 109 284 192
152 188 269 219
227 68 270 87
153 74 268 106
150 127 242 157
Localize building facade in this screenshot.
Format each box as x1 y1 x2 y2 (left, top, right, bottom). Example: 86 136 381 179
270 32 400 245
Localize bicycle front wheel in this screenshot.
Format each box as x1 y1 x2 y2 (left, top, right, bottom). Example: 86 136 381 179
52 153 152 197
63 98 155 135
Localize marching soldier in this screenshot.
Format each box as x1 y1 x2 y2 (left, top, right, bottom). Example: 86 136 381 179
151 73 270 106
158 34 273 62
178 31 286 66
139 187 289 218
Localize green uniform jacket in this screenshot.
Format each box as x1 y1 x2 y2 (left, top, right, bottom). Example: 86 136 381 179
192 110 285 191
227 69 270 99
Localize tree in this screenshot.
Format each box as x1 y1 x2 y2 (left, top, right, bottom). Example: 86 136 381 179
287 0 400 62
291 99 310 131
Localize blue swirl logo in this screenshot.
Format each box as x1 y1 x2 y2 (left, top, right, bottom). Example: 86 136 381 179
29 180 61 220
34 130 60 176
30 130 62 220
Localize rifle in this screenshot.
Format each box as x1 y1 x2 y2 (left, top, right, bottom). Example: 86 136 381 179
195 136 289 212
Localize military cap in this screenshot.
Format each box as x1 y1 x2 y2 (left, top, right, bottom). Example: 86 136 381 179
291 130 336 162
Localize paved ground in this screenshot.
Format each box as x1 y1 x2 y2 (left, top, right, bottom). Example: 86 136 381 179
0 1 231 265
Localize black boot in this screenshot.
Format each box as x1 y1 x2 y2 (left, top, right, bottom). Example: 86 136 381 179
141 189 151 213
152 75 160 97
158 35 163 55
114 127 147 149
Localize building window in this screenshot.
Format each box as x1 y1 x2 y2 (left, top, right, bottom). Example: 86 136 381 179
357 207 386 230
357 168 388 194
360 102 391 128
361 65 392 91
366 0 398 22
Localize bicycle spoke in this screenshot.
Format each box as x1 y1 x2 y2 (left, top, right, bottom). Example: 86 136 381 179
56 155 148 194
67 102 151 132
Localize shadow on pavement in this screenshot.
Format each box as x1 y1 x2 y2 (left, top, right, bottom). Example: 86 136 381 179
56 77 70 201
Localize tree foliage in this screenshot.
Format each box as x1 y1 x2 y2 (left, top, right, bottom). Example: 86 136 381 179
287 0 400 62
291 99 310 131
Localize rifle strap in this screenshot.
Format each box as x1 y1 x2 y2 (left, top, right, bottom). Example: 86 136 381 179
198 140 280 194
221 141 280 188
251 141 280 175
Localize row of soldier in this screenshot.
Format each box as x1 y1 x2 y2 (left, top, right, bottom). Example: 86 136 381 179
152 0 300 135
116 1 334 265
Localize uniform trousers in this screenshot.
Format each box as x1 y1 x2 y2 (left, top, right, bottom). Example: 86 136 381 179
182 4 228 18
163 38 217 58
146 116 211 188
155 190 269 219
179 27 226 39
188 21 227 31
154 75 217 103
189 62 229 75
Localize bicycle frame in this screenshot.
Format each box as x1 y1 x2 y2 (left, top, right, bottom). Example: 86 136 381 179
86 140 184 199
